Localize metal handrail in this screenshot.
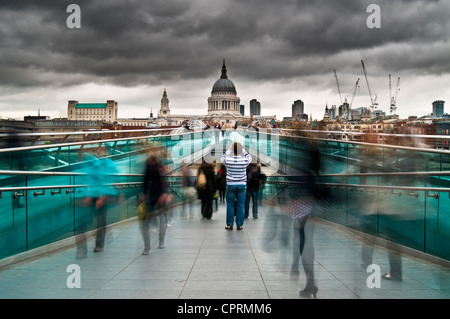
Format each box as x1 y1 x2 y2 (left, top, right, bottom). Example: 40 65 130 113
0 130 191 153
267 171 450 178
283 135 450 155
0 170 83 176
0 184 88 198
0 180 183 198
0 127 179 138
2 169 450 179
0 178 448 196
0 170 144 177
2 127 450 155
277 128 450 140
237 128 450 155
265 180 450 193
6 126 450 141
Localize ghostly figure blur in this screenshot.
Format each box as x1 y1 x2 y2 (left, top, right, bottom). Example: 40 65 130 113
287 135 328 298
140 152 172 255
76 146 120 258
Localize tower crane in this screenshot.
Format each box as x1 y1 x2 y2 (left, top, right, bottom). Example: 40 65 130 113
361 60 378 110
389 74 400 115
389 74 392 111
333 70 343 106
347 78 360 108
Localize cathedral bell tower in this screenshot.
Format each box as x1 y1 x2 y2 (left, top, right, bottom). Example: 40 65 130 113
158 88 170 118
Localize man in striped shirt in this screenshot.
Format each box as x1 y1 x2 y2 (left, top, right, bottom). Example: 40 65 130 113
221 142 252 230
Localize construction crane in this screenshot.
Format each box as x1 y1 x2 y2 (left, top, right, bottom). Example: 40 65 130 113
389 74 400 115
333 70 344 106
347 77 360 108
361 60 378 110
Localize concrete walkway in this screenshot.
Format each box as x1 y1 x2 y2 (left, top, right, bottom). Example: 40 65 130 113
0 202 449 299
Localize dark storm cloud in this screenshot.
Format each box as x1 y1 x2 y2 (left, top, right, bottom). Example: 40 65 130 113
0 0 449 89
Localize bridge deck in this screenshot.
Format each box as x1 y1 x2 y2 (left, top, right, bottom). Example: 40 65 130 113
0 202 449 299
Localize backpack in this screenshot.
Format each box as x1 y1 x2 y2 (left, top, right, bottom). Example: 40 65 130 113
197 170 207 189
248 165 260 182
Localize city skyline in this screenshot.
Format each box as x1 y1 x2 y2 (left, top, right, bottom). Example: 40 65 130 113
0 0 449 121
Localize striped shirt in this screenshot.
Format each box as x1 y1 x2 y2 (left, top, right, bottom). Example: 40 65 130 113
221 149 252 185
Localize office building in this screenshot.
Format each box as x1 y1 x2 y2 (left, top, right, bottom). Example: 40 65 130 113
432 100 445 117
292 100 304 118
68 100 118 123
249 99 261 116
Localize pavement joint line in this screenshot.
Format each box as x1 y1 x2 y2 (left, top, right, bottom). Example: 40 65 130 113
86 252 143 299
84 218 166 299
177 215 208 299
244 223 271 298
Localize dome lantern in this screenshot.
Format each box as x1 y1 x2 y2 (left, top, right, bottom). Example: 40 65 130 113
211 59 237 94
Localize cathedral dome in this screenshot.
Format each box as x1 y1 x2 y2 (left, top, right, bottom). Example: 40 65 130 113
211 59 237 94
212 78 236 94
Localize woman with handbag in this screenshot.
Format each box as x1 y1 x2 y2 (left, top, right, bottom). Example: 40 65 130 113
140 154 171 255
288 136 326 298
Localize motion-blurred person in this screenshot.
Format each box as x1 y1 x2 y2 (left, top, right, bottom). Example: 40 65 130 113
214 124 221 143
287 137 327 298
0 130 25 150
261 181 291 252
197 159 216 220
216 164 227 203
180 161 196 220
76 146 121 258
379 135 428 281
258 162 267 205
221 142 252 230
245 161 262 219
358 133 384 271
141 153 172 254
357 133 429 282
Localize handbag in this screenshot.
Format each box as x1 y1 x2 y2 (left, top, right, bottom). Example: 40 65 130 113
136 202 146 220
286 197 315 220
183 186 197 199
197 170 207 189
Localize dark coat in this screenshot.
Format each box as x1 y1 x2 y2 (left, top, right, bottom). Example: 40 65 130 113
216 166 227 191
143 160 165 205
246 163 262 191
197 165 217 201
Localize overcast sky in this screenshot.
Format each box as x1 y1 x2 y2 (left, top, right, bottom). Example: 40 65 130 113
0 0 449 121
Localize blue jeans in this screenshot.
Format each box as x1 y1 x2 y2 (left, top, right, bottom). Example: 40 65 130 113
226 185 247 227
245 190 258 218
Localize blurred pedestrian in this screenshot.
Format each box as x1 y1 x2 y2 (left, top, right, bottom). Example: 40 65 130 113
258 162 267 205
140 153 172 255
180 161 196 219
355 133 426 283
197 159 216 220
76 146 121 258
378 135 427 281
245 162 262 219
216 164 227 203
214 123 221 143
287 136 327 298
